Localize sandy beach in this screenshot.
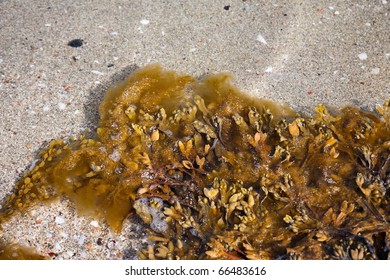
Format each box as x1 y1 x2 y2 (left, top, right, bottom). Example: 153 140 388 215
0 0 388 259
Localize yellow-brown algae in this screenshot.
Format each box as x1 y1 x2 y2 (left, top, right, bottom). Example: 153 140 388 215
0 243 48 260
0 65 389 259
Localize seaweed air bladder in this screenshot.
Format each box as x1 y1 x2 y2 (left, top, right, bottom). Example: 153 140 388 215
0 65 389 259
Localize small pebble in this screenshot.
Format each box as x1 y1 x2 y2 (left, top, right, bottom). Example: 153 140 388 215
78 235 86 245
256 34 267 45
371 68 380 75
65 250 74 258
58 102 66 110
90 220 100 227
106 239 116 249
109 150 121 162
140 19 150 25
67 39 83 48
92 70 105 76
54 242 62 251
358 53 367 60
55 216 65 224
243 3 251 12
265 66 273 73
37 82 46 88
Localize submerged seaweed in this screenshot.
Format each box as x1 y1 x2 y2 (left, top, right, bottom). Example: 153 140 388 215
0 65 389 259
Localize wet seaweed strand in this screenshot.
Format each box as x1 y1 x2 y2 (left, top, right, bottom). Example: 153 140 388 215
0 65 389 259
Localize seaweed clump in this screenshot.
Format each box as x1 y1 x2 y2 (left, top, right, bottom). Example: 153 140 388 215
0 242 48 260
0 65 389 259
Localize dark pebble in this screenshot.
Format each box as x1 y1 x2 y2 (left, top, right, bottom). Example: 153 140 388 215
68 39 84 48
97 237 103 246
